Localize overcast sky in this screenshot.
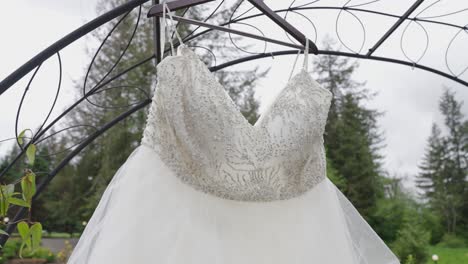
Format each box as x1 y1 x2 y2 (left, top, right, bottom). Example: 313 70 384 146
1 0 467 190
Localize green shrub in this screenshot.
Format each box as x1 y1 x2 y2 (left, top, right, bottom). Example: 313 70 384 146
0 239 21 264
404 255 416 264
0 238 56 263
371 197 406 243
419 208 444 245
391 221 430 264
436 233 467 248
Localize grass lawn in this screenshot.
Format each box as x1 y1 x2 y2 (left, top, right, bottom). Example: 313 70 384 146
426 246 468 263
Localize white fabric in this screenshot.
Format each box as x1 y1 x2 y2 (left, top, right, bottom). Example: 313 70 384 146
68 7 400 263
141 43 332 202
68 145 399 264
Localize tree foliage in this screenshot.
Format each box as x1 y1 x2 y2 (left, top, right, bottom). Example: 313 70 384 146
314 40 384 219
417 89 468 235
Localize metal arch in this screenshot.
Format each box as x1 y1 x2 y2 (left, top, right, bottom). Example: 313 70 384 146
1 0 468 247
2 0 468 96
210 49 468 87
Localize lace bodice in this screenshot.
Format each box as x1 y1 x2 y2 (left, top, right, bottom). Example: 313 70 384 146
141 45 332 202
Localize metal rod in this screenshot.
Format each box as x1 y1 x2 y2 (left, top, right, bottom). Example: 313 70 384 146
146 0 320 57
156 14 305 50
147 0 214 17
366 0 425 56
153 0 162 64
3 1 465 98
248 0 318 54
210 49 468 88
0 0 149 96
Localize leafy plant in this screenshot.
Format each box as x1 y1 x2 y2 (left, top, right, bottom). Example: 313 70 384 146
17 222 42 257
0 239 21 263
0 129 43 256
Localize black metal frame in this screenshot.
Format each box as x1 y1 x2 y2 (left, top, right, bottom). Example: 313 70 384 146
1 0 467 246
366 0 425 56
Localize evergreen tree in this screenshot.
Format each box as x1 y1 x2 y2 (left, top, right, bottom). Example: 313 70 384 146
36 135 90 235
391 215 430 264
0 145 23 184
314 40 384 218
417 89 467 234
333 94 383 216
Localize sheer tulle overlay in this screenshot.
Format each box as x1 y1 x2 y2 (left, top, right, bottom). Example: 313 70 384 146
68 145 399 264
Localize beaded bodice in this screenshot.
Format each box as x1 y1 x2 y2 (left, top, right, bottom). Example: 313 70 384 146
141 45 332 202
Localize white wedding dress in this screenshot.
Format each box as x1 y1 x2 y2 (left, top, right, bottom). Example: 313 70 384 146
68 7 400 263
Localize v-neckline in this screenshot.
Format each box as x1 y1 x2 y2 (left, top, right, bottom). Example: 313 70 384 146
171 44 311 130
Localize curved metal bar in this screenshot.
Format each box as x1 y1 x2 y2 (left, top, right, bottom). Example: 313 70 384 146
289 10 318 43
227 21 268 55
282 0 318 45
85 7 143 109
347 0 381 8
295 0 321 9
179 0 226 40
248 0 318 53
445 25 468 77
0 137 31 144
188 45 217 66
91 85 151 109
418 7 468 19
83 10 132 96
336 2 367 54
210 49 468 87
0 55 155 181
0 98 151 246
35 125 98 145
14 65 42 150
0 0 150 96
184 4 467 56
400 20 429 65
2 2 468 98
33 52 63 142
92 7 142 93
414 0 440 18
231 1 255 21
235 6 467 31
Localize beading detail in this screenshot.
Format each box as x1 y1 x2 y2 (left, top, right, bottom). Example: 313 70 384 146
141 45 333 202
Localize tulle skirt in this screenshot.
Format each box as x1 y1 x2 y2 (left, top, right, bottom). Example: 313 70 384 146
67 144 400 264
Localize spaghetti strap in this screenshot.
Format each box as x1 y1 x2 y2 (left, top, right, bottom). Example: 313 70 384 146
161 0 185 60
288 39 310 81
303 39 309 71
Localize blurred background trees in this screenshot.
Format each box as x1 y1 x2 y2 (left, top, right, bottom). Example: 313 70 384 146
0 1 467 263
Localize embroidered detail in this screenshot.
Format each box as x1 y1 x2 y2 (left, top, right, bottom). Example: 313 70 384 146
141 45 332 202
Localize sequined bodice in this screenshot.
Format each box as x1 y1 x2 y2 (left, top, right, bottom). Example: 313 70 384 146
141 45 332 202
